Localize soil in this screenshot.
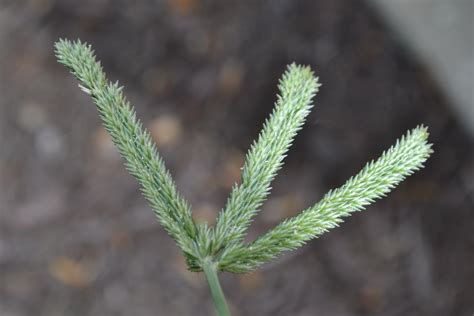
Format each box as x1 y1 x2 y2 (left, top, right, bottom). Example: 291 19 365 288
1 1 473 315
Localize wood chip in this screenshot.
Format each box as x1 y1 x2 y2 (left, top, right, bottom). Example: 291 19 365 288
49 257 96 288
149 114 183 147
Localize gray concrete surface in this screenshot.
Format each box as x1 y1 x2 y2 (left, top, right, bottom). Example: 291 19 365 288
368 0 474 136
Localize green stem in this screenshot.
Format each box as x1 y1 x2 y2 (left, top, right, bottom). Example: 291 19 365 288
202 258 231 316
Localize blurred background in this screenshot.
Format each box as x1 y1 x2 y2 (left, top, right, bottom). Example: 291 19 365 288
0 1 473 315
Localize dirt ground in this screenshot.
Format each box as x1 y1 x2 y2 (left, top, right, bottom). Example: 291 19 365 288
1 1 473 315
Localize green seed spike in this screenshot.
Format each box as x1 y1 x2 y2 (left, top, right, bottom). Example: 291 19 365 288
55 39 432 315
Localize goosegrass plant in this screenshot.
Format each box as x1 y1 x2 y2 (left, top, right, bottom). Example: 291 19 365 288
55 39 433 316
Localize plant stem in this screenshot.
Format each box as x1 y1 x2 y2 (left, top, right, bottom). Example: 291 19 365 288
202 258 231 316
